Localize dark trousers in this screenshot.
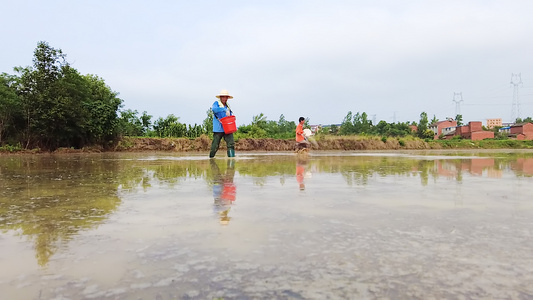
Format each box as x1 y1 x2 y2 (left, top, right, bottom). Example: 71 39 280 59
210 132 235 158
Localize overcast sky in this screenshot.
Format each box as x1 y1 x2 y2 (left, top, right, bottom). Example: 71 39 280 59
2 0 533 126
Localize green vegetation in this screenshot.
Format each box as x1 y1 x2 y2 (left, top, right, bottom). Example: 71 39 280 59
1 42 122 150
430 139 533 149
1 42 533 152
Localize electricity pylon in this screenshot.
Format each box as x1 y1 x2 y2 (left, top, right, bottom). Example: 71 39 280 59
510 73 522 123
452 92 463 117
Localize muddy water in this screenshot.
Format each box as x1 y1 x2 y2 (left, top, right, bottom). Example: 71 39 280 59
1 150 532 299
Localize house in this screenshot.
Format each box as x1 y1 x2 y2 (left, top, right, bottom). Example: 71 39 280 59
509 122 533 140
429 118 457 139
499 126 511 134
455 121 494 140
441 126 456 136
486 118 502 129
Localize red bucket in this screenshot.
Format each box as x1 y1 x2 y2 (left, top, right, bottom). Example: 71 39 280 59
220 115 237 134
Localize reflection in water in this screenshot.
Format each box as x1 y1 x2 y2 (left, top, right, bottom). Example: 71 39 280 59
0 155 122 266
209 159 237 225
1 151 533 298
296 157 308 190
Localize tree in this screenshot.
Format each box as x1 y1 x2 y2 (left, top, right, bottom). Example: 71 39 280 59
339 111 354 135
374 120 391 136
515 117 533 124
16 42 85 149
329 124 339 135
430 115 439 125
455 114 463 126
203 108 213 136
10 41 123 149
275 114 296 138
152 114 187 138
417 112 433 139
353 112 371 134
118 109 144 137
140 111 152 134
252 113 267 128
0 73 23 144
78 73 122 146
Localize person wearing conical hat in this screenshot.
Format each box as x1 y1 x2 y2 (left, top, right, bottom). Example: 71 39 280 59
210 89 236 158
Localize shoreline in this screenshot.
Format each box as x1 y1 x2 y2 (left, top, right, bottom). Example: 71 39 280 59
2 136 533 155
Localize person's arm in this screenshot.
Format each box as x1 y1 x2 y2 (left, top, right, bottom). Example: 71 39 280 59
212 101 229 118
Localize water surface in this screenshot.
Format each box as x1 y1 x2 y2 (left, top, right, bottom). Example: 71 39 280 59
1 150 532 299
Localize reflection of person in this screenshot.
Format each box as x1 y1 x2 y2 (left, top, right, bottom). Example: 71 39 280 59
295 117 309 152
210 159 236 225
210 90 236 158
296 161 306 190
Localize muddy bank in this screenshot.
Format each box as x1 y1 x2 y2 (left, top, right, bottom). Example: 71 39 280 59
5 135 533 154
112 136 439 152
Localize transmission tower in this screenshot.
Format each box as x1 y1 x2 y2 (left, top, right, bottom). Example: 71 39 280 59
510 73 522 123
371 114 377 125
452 92 463 117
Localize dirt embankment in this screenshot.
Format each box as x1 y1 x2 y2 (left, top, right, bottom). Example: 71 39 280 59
112 136 439 152
1 136 440 154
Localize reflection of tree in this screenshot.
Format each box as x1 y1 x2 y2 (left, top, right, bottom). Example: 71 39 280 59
0 155 122 266
3 153 533 265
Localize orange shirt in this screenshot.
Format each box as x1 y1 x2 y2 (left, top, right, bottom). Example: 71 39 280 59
296 123 305 142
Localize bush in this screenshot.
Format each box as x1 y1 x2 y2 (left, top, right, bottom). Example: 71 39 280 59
0 143 23 152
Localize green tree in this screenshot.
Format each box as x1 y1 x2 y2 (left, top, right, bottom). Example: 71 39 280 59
203 108 214 136
353 112 372 134
81 74 122 144
140 111 152 134
118 109 144 137
515 117 533 124
153 114 187 138
0 73 22 144
11 41 122 149
374 120 391 136
329 124 339 135
417 112 433 139
430 115 439 125
252 113 267 128
339 111 354 135
16 43 90 149
455 114 463 126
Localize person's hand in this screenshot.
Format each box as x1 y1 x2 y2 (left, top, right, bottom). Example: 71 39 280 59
225 109 230 116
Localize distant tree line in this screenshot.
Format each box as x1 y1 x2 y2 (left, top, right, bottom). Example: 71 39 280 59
0 41 208 150
3 42 532 151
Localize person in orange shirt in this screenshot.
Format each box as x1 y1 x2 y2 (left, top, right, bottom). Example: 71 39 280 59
295 117 309 151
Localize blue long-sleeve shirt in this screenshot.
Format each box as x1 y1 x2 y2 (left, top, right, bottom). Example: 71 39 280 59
212 100 232 132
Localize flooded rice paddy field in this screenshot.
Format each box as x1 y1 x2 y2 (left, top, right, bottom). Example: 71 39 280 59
1 150 533 299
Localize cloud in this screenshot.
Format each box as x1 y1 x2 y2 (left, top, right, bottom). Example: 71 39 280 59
3 0 533 125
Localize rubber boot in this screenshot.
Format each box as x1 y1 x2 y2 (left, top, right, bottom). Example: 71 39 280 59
227 148 235 157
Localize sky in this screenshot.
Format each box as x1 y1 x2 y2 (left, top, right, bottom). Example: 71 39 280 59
2 0 533 126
